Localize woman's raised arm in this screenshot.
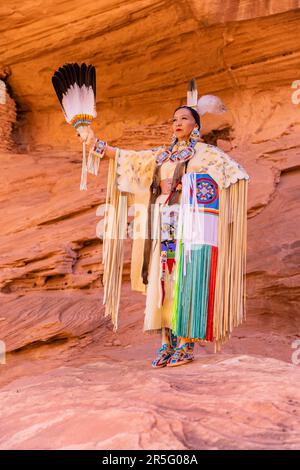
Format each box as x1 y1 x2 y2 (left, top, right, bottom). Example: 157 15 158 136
76 126 165 194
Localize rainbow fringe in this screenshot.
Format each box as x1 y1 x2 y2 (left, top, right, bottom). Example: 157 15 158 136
172 241 218 340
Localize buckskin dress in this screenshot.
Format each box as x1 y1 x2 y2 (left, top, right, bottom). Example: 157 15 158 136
87 139 250 350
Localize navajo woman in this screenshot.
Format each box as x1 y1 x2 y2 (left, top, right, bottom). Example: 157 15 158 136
77 80 250 368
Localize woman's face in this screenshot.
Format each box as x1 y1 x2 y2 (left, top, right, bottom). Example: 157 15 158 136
172 107 197 142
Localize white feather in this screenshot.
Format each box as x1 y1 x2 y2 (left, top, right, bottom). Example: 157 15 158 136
187 89 198 108
62 83 97 123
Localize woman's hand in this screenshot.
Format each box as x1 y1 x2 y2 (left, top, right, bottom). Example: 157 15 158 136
76 126 116 159
76 126 96 146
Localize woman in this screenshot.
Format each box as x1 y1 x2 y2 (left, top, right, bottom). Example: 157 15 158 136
78 82 250 368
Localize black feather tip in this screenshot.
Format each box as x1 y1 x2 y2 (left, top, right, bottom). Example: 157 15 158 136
187 78 197 93
51 62 96 106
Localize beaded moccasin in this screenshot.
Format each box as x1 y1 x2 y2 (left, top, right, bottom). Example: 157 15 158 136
166 342 195 367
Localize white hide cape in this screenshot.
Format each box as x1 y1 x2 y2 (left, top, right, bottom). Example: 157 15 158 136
87 140 250 351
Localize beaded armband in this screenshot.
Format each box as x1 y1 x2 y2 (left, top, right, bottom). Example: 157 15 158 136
87 138 107 177
91 138 107 158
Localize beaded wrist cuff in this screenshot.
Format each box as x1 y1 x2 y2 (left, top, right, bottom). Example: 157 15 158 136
92 138 107 158
87 138 107 177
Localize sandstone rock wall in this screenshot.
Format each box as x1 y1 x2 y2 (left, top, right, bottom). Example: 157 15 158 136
0 0 299 353
0 1 300 451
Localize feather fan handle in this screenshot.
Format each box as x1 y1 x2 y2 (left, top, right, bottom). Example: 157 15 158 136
196 94 227 115
51 62 97 190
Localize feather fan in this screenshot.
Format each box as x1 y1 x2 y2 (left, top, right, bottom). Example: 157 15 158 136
51 62 97 190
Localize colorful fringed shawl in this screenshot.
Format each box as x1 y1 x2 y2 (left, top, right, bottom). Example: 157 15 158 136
172 172 248 351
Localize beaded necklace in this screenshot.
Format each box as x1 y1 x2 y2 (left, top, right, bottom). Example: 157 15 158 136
156 137 199 166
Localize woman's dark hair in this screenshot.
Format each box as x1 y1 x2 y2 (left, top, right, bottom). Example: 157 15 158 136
173 105 201 129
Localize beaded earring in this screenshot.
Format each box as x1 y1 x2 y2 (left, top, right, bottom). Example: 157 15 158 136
170 133 177 150
190 126 200 141
171 133 177 143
